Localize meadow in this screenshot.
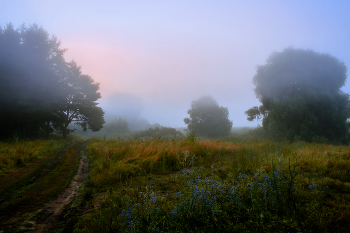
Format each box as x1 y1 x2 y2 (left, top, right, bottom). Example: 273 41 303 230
71 135 350 232
0 139 68 176
0 136 83 232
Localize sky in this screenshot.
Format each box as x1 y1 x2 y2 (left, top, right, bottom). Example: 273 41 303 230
2 0 350 128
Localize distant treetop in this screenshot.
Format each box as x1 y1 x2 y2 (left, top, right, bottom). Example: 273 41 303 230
184 96 233 138
246 47 350 143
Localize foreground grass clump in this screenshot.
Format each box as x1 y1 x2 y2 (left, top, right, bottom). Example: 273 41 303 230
0 139 67 175
74 138 350 232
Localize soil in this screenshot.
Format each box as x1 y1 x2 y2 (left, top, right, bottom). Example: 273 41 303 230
31 149 89 232
0 141 89 233
0 143 74 200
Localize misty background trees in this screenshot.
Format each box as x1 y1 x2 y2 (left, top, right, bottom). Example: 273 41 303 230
71 116 186 140
2 23 350 144
0 23 104 139
184 96 233 138
246 48 350 143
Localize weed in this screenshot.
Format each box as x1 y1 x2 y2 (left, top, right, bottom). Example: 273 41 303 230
73 138 350 232
0 139 68 175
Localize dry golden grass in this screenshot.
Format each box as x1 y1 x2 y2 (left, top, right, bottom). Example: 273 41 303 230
73 138 350 232
0 140 67 174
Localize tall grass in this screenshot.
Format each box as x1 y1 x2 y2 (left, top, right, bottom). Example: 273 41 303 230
74 138 350 232
0 139 68 175
0 141 83 230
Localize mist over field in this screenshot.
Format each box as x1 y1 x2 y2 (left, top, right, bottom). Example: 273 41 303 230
3 1 350 131
4 2 350 232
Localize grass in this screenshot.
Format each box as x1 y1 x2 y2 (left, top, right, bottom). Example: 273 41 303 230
0 138 68 176
0 138 84 231
71 137 350 232
2 135 350 232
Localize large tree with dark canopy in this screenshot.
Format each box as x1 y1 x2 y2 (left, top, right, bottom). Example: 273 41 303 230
58 61 105 138
184 96 232 138
0 23 104 138
0 23 65 138
245 48 350 143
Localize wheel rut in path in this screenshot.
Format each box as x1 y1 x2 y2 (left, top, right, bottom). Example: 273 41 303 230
32 147 90 232
0 142 76 205
0 141 89 233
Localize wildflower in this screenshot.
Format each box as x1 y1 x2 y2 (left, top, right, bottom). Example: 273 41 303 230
135 203 141 208
308 184 318 191
126 208 132 218
170 206 178 215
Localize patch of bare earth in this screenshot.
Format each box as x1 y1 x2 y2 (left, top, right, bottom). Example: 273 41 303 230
31 150 89 233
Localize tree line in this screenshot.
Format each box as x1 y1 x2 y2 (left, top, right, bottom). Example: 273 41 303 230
185 48 350 143
2 23 349 143
245 48 350 143
0 23 104 139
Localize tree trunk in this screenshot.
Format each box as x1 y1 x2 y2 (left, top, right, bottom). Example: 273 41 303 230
62 127 67 138
63 111 69 138
46 120 50 138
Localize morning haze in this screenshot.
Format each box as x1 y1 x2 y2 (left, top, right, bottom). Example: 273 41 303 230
3 2 350 232
2 1 350 128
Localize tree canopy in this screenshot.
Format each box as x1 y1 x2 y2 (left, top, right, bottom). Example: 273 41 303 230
105 117 130 135
58 61 104 137
246 48 350 143
184 96 232 138
0 23 104 139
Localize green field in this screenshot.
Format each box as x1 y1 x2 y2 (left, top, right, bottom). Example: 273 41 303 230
71 137 350 232
0 137 84 232
1 136 350 232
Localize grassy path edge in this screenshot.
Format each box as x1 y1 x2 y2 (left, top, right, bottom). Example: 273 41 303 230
0 141 86 232
0 142 75 203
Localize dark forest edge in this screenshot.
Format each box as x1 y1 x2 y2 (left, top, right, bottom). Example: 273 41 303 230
0 23 104 140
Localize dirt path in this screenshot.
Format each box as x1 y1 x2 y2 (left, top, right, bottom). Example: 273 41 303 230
32 149 89 232
0 141 89 233
0 142 75 204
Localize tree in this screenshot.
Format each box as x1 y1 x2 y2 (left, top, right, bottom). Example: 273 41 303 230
0 23 104 139
184 96 233 138
0 23 66 138
106 117 130 134
58 61 105 138
132 126 183 140
246 47 350 143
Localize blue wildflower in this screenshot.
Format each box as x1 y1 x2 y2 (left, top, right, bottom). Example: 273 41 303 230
171 206 178 215
308 184 318 191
